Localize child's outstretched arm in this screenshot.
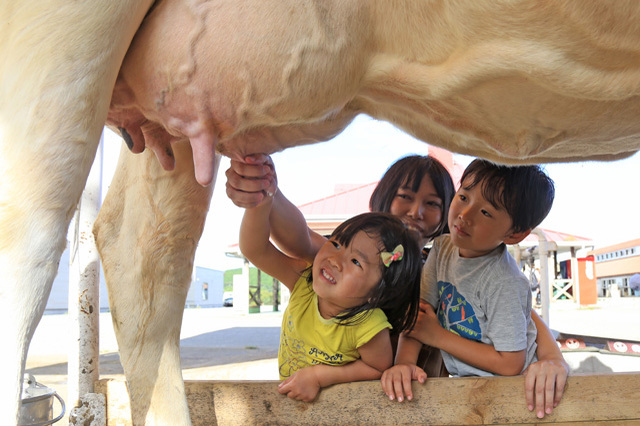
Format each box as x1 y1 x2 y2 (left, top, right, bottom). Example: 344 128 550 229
524 310 569 418
238 197 307 292
228 154 325 263
410 303 526 376
269 182 326 264
278 329 393 402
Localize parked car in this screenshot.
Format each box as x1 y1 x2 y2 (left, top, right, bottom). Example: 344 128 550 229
223 297 233 307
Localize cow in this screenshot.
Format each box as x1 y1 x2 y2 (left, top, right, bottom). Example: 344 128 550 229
2 0 640 424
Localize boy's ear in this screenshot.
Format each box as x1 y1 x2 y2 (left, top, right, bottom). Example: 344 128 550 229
504 229 531 245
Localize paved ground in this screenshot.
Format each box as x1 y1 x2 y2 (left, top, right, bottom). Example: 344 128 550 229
25 307 283 425
24 298 640 425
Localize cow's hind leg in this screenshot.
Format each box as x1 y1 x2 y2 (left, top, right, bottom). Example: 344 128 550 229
94 141 214 425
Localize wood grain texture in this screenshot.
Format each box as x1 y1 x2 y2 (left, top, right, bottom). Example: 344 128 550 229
96 372 640 425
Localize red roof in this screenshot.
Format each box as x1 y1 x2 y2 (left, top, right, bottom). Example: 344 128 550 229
298 187 592 247
227 146 592 252
522 228 592 245
299 145 465 217
298 182 376 216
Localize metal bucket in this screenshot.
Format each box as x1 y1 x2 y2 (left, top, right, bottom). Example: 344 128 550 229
19 374 65 426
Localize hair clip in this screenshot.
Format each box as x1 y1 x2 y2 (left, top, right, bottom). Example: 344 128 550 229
381 244 404 267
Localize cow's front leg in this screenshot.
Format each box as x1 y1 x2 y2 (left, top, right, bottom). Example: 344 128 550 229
94 141 214 425
0 2 154 423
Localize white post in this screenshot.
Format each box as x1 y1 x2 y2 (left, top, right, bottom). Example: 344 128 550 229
234 257 251 313
68 136 103 407
532 228 551 326
513 244 522 265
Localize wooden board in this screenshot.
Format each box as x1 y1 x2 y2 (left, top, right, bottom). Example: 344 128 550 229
96 372 640 425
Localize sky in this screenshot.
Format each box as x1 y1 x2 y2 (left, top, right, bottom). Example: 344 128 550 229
101 115 640 272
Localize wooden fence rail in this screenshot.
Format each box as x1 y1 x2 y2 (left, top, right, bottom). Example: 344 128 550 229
96 372 640 425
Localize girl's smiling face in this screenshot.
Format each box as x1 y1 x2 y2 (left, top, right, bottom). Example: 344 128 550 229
389 174 443 247
312 230 383 318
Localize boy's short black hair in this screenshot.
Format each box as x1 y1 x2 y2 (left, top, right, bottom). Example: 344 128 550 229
460 159 555 233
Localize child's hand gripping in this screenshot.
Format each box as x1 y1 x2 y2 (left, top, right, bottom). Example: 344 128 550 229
278 366 322 402
380 363 427 402
407 301 444 347
225 154 278 208
380 301 439 402
523 357 569 418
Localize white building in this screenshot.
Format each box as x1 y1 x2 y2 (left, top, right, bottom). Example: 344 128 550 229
46 246 224 313
185 266 224 308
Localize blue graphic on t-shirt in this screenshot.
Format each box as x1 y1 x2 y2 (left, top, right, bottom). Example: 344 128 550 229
436 281 482 342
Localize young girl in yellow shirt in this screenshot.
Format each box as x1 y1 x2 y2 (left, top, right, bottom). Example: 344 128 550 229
239 200 422 402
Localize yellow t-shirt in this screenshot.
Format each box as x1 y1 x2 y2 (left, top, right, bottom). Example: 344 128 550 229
278 271 391 379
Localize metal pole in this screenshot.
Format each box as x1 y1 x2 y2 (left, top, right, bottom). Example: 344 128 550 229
68 135 103 407
532 228 551 326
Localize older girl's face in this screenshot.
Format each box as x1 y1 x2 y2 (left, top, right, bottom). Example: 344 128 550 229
389 174 443 247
